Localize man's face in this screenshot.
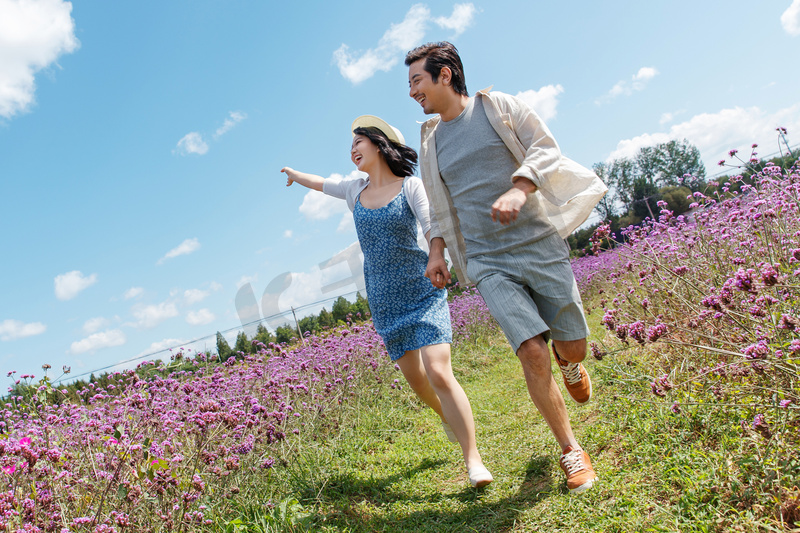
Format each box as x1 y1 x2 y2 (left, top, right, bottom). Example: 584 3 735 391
408 59 444 115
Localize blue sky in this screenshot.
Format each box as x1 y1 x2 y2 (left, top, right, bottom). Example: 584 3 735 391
1 0 799 383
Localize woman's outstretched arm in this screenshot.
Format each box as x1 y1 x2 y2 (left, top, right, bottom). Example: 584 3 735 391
281 167 325 191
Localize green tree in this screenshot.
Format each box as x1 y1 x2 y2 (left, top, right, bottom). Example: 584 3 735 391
602 139 706 224
659 185 692 215
352 293 370 319
331 296 352 324
216 332 232 361
630 177 660 220
655 139 706 188
298 315 319 336
591 162 618 219
254 324 273 349
275 324 295 344
618 211 643 230
233 331 250 356
318 308 335 329
605 157 639 214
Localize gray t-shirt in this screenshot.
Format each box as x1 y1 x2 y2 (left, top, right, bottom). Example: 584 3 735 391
435 96 555 258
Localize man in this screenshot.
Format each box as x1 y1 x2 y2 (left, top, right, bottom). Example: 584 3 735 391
405 42 607 493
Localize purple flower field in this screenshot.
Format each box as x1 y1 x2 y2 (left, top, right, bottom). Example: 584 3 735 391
0 292 496 532
573 152 800 520
4 148 799 530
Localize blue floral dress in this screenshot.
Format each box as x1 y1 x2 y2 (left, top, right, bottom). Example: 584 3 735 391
355 189 452 361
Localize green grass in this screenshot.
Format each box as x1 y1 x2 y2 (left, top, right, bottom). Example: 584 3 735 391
214 323 795 532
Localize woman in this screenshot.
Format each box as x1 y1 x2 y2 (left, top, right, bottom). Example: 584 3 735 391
281 115 492 488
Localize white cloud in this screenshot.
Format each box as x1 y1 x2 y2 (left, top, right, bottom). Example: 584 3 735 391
606 103 800 172
336 212 355 233
82 316 109 334
660 110 685 125
782 0 800 36
54 270 97 301
598 67 659 104
0 0 80 119
335 3 475 84
633 67 658 83
135 338 189 359
209 281 223 292
433 3 476 37
138 338 187 356
158 238 200 264
214 111 246 138
0 319 46 341
253 241 366 331
283 230 293 238
237 275 258 289
69 329 126 354
299 171 360 220
295 170 362 233
515 84 564 122
299 189 349 221
275 242 365 317
131 302 179 329
123 287 143 300
334 4 429 84
186 308 215 326
184 288 209 304
108 337 197 373
175 132 208 155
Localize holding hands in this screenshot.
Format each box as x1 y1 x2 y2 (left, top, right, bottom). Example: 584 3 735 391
425 238 451 289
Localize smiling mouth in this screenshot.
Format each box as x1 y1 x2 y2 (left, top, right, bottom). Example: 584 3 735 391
416 96 426 105
354 155 362 164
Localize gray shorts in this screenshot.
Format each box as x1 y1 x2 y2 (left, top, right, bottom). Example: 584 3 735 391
465 232 590 353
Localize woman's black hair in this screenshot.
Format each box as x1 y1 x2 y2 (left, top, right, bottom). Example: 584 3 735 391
353 126 418 178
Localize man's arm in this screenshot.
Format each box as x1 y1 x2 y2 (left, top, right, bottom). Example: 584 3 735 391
490 176 538 225
486 91 561 190
508 96 560 189
483 91 562 224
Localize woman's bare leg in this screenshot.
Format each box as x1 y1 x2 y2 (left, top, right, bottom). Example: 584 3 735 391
419 343 485 470
395 349 445 419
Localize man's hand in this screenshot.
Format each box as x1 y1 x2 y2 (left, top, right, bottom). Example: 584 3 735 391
491 177 537 225
425 238 451 289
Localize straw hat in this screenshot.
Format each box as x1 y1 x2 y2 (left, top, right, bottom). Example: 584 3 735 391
351 115 405 145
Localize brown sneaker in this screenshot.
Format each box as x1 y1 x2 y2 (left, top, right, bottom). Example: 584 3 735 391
553 346 592 404
559 446 598 493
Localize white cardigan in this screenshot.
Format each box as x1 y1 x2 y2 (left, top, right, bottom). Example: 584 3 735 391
322 175 433 238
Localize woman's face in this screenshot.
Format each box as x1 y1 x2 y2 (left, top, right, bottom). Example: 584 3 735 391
351 134 380 172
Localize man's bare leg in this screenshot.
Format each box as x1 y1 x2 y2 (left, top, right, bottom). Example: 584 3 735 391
516 334 579 450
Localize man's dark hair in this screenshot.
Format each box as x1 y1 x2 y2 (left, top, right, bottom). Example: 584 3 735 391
353 126 418 178
404 41 468 97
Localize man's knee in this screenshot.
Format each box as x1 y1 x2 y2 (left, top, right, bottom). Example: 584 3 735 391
516 336 552 379
552 338 587 363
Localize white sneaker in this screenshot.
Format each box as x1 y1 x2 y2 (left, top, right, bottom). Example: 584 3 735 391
468 466 493 488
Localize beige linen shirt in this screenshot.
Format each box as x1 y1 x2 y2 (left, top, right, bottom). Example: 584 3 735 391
418 87 608 285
